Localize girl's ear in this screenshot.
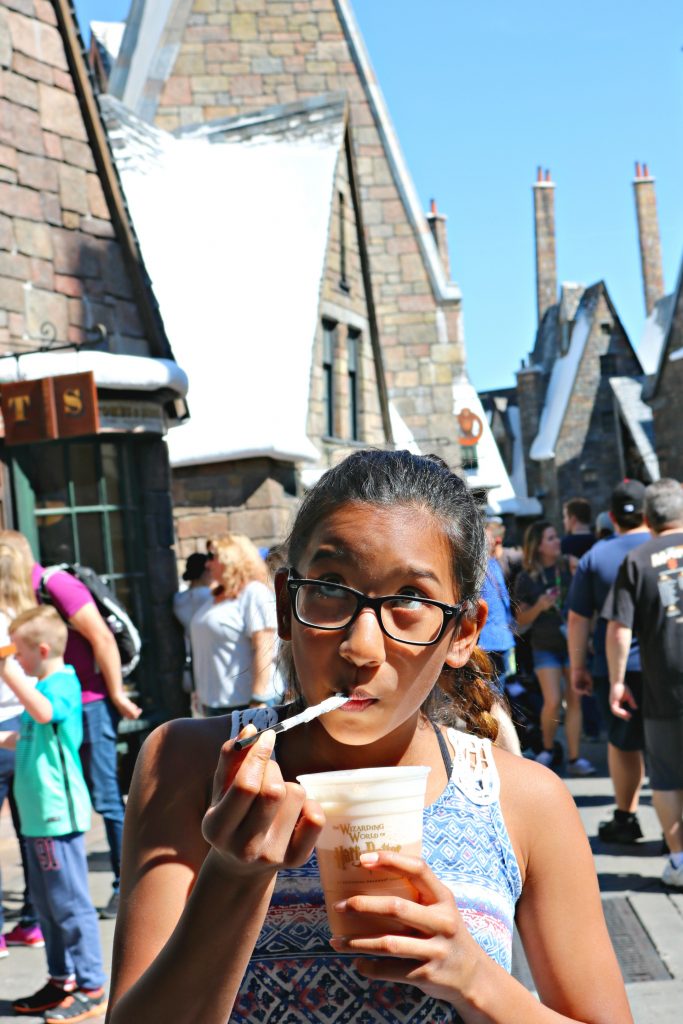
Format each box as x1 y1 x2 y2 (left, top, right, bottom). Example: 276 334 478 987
443 598 487 669
274 567 292 640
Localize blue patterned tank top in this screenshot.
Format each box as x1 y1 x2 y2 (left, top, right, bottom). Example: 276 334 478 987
228 708 522 1023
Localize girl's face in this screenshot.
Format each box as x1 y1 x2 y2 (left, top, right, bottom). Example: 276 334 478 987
277 502 483 748
538 526 561 562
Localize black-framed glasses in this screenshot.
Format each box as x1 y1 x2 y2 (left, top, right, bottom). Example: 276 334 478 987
286 570 466 647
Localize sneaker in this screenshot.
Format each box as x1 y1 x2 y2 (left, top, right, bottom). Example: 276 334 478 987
13 979 76 1015
567 757 597 777
534 749 554 768
0 936 8 959
44 987 108 1022
99 890 119 920
5 922 45 947
598 813 643 844
662 858 683 889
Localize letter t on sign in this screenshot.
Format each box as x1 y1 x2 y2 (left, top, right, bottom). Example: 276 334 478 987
0 379 58 444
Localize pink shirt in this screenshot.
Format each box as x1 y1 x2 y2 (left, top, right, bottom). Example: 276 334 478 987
32 564 107 703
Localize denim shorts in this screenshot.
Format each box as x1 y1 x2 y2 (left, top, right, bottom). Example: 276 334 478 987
532 648 569 671
644 717 683 790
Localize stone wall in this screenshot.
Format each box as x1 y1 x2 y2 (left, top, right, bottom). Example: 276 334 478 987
151 0 465 467
0 0 150 354
552 290 641 524
651 292 683 480
173 459 299 566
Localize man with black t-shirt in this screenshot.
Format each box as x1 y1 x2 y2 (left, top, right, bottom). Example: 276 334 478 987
605 479 683 888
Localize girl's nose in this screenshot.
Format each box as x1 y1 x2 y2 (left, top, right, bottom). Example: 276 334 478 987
338 607 387 667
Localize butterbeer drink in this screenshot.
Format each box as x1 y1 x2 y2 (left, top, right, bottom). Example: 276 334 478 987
297 766 430 937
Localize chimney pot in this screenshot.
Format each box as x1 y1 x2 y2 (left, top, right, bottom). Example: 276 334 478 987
635 161 641 178
545 169 551 182
643 162 649 177
430 198 437 215
537 166 543 182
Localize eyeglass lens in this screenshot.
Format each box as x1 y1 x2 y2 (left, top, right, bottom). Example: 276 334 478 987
294 582 445 643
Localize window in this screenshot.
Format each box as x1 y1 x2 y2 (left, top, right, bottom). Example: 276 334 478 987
322 319 336 437
347 329 360 441
461 446 479 471
10 439 146 626
338 191 349 292
600 353 618 377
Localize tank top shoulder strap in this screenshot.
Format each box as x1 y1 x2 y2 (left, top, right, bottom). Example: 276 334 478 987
446 727 500 805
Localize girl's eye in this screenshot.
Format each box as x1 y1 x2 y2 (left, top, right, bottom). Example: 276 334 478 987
315 582 347 599
389 594 426 611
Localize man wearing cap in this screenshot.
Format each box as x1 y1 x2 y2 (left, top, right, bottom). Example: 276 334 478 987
604 479 683 888
567 481 650 843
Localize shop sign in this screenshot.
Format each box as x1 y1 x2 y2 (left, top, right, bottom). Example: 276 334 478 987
0 372 99 446
98 399 166 435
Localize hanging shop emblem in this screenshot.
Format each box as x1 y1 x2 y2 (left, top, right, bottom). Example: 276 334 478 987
0 372 99 445
456 407 483 447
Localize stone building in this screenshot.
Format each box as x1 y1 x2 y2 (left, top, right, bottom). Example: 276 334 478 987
0 0 188 724
646 254 683 479
102 90 396 558
484 168 660 529
99 0 472 471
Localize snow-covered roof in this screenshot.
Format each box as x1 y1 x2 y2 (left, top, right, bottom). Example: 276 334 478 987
505 404 542 516
0 350 187 395
637 293 674 375
649 249 683 397
108 0 460 304
609 377 660 482
530 306 592 461
90 21 125 65
101 92 346 467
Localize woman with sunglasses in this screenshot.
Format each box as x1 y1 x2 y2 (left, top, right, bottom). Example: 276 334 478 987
106 450 631 1024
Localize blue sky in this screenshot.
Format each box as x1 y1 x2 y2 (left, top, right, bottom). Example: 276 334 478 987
74 1 683 391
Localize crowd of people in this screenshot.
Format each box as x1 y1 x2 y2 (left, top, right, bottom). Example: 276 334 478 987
0 451 681 1022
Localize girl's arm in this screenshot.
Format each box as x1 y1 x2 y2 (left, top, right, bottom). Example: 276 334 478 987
106 719 323 1024
515 590 557 628
0 659 52 724
331 755 632 1023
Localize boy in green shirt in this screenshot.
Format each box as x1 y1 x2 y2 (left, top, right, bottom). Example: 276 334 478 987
0 606 107 1021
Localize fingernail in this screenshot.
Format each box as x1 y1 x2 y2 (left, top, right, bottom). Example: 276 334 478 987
238 723 257 739
333 899 347 912
256 729 276 753
360 852 379 865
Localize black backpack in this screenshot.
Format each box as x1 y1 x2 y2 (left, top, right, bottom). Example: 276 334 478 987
39 564 142 678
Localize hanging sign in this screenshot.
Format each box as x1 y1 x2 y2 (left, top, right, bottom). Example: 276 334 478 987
0 372 99 445
456 407 483 447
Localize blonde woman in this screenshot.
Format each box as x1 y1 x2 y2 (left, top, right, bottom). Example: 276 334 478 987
514 521 594 776
189 535 276 716
0 542 43 952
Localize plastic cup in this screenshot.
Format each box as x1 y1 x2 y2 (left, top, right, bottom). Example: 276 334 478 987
296 765 430 937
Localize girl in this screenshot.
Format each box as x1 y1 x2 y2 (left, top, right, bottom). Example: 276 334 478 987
106 451 631 1024
514 521 595 776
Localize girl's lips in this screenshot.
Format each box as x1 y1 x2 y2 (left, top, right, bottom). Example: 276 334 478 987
338 697 377 712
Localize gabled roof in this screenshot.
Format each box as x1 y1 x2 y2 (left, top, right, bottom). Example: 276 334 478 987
609 376 660 482
530 282 642 461
101 92 349 466
648 249 683 397
106 0 460 305
90 21 125 72
638 293 675 377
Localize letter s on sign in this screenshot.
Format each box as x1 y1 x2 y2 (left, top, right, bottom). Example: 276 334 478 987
63 388 83 417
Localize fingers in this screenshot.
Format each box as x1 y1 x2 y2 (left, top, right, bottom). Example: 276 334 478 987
285 798 325 867
356 851 451 907
610 703 631 720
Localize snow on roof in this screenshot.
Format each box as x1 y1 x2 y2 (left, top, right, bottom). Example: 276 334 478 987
609 377 660 482
389 402 421 455
108 0 460 303
637 293 674 375
0 350 187 395
102 94 344 466
505 404 542 515
530 307 592 461
90 21 126 63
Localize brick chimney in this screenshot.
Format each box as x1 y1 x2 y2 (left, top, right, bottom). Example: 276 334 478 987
532 167 557 323
426 198 451 279
633 162 665 316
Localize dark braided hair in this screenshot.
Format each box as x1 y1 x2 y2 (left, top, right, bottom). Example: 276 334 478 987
281 448 499 741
